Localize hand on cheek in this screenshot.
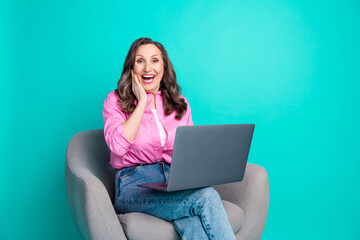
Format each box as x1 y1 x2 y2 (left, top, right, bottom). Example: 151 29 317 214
131 70 147 104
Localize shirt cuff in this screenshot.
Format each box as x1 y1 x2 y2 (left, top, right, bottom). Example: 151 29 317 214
113 124 134 150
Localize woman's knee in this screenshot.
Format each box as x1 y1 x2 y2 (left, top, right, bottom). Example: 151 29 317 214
189 187 222 216
196 187 222 204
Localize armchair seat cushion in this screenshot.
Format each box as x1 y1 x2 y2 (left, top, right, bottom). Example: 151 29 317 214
117 200 244 240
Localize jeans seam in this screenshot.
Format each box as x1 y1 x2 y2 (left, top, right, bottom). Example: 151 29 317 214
173 221 186 240
195 200 215 239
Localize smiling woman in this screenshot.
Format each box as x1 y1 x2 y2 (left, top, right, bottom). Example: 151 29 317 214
102 37 237 239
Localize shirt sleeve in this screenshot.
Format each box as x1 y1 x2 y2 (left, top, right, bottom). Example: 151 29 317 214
184 98 194 126
102 92 134 157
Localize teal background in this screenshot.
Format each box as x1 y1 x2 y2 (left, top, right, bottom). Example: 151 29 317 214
1 0 360 239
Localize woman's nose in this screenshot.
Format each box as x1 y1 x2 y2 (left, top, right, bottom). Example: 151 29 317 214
144 62 151 72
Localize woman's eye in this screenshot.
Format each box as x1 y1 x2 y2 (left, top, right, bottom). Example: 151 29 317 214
153 59 159 63
137 59 143 63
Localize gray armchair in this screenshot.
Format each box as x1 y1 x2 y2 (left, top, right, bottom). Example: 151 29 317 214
65 129 269 240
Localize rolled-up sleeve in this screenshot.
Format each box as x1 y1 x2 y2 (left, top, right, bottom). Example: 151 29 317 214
102 92 134 157
184 98 194 126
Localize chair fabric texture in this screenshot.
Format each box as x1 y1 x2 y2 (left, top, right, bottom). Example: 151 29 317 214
117 200 244 240
65 129 269 240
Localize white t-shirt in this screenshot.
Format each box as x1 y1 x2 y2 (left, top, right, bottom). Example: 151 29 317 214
151 109 166 147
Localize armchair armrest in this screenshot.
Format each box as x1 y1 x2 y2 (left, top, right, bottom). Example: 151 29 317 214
214 163 269 240
65 130 128 240
65 165 128 240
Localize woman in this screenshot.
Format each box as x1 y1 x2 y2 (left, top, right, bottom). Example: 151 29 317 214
102 37 235 240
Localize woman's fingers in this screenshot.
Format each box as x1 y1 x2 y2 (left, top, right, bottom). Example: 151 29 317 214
131 69 147 103
131 70 141 88
133 71 143 87
131 70 140 89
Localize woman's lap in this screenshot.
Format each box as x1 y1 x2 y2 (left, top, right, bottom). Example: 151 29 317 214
114 162 220 221
114 162 235 240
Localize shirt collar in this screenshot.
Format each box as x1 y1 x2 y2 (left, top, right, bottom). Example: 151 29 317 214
147 90 162 95
144 90 163 110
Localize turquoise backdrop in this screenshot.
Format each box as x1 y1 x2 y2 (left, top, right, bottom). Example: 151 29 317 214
1 0 359 239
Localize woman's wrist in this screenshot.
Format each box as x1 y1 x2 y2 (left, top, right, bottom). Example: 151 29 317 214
137 99 148 109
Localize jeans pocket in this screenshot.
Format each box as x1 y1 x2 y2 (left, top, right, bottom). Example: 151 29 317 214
119 165 139 180
115 166 139 198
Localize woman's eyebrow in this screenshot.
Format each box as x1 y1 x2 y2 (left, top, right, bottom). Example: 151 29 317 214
136 54 159 57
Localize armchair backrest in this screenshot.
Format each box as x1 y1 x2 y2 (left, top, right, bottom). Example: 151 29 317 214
66 129 116 203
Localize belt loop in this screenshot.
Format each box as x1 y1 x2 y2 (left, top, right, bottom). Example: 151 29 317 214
160 161 165 174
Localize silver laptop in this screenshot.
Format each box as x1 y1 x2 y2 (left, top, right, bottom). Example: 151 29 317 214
137 124 255 192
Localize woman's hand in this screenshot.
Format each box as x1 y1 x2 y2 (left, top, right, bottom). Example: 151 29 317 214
122 70 148 142
131 70 147 106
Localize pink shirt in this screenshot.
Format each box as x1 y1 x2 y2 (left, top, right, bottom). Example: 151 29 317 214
102 90 193 169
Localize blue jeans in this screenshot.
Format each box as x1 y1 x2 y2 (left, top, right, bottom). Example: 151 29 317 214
114 162 236 240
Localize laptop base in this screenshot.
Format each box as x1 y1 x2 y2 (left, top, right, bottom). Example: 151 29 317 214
137 182 168 191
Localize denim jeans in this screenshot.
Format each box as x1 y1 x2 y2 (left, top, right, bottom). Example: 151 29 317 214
114 162 236 240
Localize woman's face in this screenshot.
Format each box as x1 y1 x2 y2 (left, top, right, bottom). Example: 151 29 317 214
133 44 164 94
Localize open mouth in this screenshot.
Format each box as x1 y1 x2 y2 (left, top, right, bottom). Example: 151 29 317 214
141 74 155 84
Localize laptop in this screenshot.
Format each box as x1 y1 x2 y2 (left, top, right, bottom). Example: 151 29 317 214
137 124 255 192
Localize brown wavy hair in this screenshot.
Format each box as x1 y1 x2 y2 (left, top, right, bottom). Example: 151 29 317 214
115 37 187 119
